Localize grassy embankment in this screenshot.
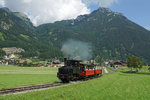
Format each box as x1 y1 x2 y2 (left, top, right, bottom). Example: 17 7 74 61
1 71 150 100
0 65 58 89
114 66 150 72
1 65 150 100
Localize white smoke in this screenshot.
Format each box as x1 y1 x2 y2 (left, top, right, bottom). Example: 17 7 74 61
61 40 92 60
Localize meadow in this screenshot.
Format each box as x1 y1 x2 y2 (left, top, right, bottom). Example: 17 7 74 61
115 66 150 72
1 65 150 100
1 71 150 100
0 65 58 89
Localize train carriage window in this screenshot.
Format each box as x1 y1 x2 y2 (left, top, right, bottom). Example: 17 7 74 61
80 64 85 71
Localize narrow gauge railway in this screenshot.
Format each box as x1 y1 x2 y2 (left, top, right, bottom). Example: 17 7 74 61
0 76 102 95
57 58 103 83
0 67 116 95
0 58 117 95
0 82 64 95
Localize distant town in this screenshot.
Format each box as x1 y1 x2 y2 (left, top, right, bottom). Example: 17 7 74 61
0 47 129 68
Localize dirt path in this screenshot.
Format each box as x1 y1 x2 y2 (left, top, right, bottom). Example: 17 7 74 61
104 67 108 73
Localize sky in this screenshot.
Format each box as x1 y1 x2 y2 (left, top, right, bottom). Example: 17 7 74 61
109 0 150 30
0 0 149 30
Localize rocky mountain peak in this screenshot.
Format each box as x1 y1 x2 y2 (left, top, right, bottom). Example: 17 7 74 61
1 7 12 12
71 14 88 25
15 12 28 18
98 7 112 13
95 7 123 16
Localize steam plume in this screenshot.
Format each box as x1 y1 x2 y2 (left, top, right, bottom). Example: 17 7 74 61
61 40 92 60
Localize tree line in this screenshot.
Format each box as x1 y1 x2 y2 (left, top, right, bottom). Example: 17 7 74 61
127 56 143 72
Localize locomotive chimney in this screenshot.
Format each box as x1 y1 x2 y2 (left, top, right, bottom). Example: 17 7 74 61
64 58 67 66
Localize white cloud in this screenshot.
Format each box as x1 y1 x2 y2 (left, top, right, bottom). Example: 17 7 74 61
23 0 32 3
82 0 118 7
0 0 118 26
145 26 150 31
0 0 90 26
0 0 5 6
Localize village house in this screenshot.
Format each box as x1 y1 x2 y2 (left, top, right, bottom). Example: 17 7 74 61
114 61 127 68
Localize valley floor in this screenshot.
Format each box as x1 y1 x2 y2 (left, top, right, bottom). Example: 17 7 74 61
1 70 150 100
0 65 58 89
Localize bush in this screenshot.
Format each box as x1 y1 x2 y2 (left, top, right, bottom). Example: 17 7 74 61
127 56 143 72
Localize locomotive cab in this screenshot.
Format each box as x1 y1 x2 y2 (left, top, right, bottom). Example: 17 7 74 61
57 58 102 83
57 59 82 83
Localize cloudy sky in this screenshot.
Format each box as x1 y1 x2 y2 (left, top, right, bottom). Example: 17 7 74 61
0 0 149 30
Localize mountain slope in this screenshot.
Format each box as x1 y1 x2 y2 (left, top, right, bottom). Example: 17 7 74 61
37 8 150 62
0 8 62 58
2 7 35 32
1 7 150 62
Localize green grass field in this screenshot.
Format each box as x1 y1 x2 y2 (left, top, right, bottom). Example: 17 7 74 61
114 66 150 72
1 65 150 100
1 71 150 100
0 65 58 89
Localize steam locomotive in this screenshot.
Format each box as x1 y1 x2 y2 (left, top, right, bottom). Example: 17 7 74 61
57 58 102 83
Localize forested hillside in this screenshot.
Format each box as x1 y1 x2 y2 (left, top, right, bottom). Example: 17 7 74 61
1 7 150 62
0 8 62 58
37 8 150 62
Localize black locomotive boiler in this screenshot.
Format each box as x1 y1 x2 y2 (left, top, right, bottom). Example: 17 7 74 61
57 58 102 83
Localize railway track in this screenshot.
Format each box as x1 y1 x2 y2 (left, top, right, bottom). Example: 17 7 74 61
0 82 65 95
0 76 102 95
0 68 117 95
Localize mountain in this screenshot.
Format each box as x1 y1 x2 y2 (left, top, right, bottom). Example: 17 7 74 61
2 7 35 32
0 8 62 58
37 8 150 62
1 7 150 62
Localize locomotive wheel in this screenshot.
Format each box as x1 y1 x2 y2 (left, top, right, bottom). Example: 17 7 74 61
61 79 69 83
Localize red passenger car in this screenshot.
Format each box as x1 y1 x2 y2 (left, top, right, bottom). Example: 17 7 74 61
80 64 102 78
57 58 102 83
